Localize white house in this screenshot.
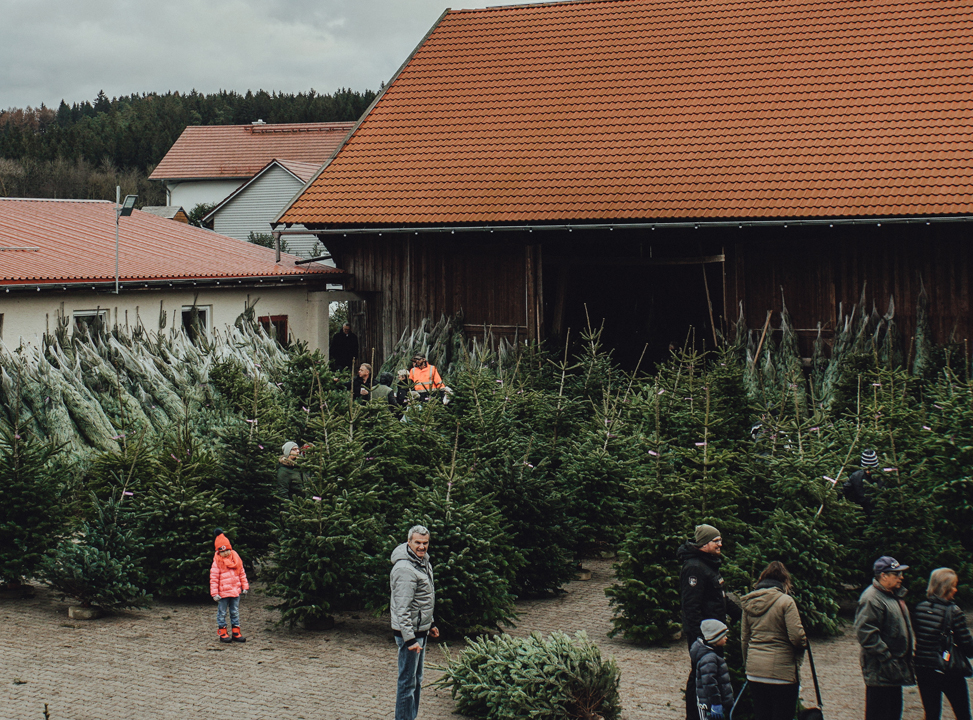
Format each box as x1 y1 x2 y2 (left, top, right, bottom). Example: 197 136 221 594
201 159 327 260
148 121 355 212
0 198 345 351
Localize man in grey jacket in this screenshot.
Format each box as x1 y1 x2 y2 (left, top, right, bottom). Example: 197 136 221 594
854 555 916 720
390 525 438 720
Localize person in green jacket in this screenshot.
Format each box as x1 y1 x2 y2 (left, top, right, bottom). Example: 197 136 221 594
740 561 807 720
854 556 916 720
276 441 304 499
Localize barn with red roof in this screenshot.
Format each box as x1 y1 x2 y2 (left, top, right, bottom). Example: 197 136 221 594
276 0 973 367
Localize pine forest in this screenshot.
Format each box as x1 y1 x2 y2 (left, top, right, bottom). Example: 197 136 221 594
0 88 377 203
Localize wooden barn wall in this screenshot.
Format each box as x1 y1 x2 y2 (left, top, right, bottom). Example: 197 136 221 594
324 221 972 368
326 233 529 366
725 222 973 354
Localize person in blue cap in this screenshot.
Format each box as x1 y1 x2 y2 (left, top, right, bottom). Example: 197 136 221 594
854 556 915 720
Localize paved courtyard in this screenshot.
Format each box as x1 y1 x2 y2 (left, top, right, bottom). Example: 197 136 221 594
2 559 949 719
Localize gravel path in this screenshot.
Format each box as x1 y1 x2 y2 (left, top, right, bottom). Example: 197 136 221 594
2 559 963 719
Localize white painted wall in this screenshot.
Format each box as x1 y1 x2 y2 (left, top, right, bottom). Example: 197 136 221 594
210 166 332 261
167 180 245 213
0 287 331 355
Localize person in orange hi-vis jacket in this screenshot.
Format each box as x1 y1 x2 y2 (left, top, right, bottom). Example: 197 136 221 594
210 528 249 644
408 354 443 399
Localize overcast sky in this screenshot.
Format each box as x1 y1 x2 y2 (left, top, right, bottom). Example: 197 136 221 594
0 0 541 111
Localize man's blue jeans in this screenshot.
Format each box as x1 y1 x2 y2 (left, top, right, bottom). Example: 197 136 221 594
395 635 426 720
216 596 240 628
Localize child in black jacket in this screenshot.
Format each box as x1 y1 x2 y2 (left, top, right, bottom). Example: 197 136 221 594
690 619 734 720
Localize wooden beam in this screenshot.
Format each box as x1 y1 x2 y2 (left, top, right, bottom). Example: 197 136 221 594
552 265 570 337
702 263 718 348
534 243 544 343
525 244 538 342
546 254 725 267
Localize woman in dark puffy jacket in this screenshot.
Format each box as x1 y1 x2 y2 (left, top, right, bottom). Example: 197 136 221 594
913 567 973 720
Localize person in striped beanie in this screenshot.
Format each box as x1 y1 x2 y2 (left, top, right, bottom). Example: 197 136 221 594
842 449 883 518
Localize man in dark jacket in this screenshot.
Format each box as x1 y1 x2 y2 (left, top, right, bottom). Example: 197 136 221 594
855 555 916 720
330 323 359 371
679 524 741 720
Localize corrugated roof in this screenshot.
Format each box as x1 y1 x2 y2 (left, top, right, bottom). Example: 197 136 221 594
0 198 341 285
280 0 973 225
149 122 355 181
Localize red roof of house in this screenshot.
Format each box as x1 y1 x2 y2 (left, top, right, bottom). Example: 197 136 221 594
276 160 323 184
280 0 973 226
149 122 355 181
0 198 341 285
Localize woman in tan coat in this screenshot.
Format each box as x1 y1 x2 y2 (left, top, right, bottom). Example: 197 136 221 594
741 561 808 720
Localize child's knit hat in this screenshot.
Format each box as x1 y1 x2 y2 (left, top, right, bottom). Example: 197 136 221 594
213 527 232 552
701 619 728 644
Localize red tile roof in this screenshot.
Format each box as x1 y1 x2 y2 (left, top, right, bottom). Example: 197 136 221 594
276 160 323 184
280 0 973 225
0 198 340 285
149 122 355 181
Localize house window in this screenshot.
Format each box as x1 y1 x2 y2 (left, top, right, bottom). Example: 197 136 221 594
258 315 289 344
182 305 211 343
73 309 108 334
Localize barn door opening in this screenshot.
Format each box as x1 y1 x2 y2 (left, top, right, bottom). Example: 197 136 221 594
545 256 725 371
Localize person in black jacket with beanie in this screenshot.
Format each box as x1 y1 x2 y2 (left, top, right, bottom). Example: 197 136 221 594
913 567 973 720
679 524 741 720
691 619 734 720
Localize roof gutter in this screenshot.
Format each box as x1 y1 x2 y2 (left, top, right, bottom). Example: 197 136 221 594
1 274 343 294
300 214 973 236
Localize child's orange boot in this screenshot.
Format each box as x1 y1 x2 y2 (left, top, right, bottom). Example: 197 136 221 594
218 627 232 643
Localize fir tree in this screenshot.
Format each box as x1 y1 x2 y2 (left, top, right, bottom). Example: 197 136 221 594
132 426 237 598
469 440 575 597
267 485 384 627
266 408 387 626
0 418 68 586
42 493 150 611
606 445 688 643
216 425 281 565
397 462 519 635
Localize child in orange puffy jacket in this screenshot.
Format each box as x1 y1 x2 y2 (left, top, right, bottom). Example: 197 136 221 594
210 528 249 643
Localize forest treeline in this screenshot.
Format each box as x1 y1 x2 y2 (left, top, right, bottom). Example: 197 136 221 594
0 88 376 204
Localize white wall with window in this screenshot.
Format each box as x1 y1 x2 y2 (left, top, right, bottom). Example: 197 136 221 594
0 288 330 354
166 180 244 214
73 308 110 333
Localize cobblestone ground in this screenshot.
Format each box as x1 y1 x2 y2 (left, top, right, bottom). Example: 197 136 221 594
2 560 959 719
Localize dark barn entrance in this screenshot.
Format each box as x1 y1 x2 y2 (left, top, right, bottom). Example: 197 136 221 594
544 234 726 370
